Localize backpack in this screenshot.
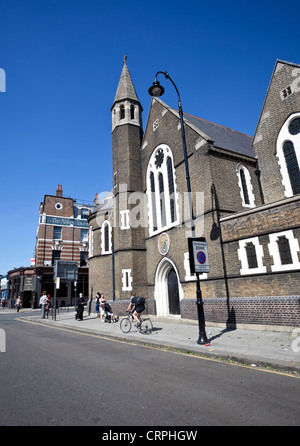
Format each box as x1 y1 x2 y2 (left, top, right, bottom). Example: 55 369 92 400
134 296 145 306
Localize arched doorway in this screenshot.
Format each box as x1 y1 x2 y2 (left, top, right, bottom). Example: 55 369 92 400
154 258 183 317
167 269 180 315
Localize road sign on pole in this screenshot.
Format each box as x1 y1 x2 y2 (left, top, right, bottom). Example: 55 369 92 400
188 237 209 274
53 260 78 282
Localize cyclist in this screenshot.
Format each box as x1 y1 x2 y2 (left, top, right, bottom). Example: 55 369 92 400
126 292 145 327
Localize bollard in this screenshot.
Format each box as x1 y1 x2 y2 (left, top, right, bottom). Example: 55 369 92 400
41 304 45 319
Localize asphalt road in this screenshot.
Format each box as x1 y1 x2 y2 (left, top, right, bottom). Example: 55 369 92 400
0 312 299 427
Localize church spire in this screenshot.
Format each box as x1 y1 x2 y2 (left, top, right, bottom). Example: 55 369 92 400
111 57 143 131
111 56 141 108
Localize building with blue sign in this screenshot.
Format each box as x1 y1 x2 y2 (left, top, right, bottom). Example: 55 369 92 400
7 185 95 308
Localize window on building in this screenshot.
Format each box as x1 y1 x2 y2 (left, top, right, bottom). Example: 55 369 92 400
120 104 125 120
238 237 266 275
122 269 132 291
158 173 166 228
268 230 300 272
81 209 89 219
277 236 293 265
130 104 135 120
80 251 88 267
52 250 61 265
147 145 179 235
53 226 62 240
167 157 176 223
245 242 258 269
81 229 88 243
150 172 157 232
277 113 300 197
236 164 255 207
101 221 112 254
89 226 93 257
240 169 250 205
282 141 300 195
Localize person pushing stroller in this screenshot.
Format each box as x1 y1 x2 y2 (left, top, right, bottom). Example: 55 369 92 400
103 301 119 323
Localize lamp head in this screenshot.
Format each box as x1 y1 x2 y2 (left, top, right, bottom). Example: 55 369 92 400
148 80 165 97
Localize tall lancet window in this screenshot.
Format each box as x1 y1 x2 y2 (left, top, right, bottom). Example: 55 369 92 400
146 144 179 236
282 141 300 195
277 113 300 197
167 157 177 223
236 164 255 207
120 104 125 120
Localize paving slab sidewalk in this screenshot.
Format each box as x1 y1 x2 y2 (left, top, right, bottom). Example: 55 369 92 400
14 308 300 374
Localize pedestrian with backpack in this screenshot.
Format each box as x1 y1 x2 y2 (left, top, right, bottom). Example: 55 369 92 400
126 292 145 327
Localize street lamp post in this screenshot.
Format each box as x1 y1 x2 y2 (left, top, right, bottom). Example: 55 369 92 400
148 71 208 344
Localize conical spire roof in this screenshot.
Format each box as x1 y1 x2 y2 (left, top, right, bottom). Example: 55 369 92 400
111 56 140 108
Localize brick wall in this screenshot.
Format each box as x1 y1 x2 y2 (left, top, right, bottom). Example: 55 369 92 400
180 296 300 327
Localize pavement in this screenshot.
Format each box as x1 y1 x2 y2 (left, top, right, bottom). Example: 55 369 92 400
2 307 300 374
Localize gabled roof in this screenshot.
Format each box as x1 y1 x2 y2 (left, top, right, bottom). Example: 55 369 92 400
111 59 141 109
183 113 255 158
253 59 300 140
146 97 254 159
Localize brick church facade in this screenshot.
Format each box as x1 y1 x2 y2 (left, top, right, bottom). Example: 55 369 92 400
88 59 300 329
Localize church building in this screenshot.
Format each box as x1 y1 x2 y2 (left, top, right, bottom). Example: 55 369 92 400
88 59 300 329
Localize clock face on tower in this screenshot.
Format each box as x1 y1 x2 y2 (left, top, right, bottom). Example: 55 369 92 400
155 148 164 168
288 117 300 135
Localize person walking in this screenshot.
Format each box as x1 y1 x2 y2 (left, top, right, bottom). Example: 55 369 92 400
16 296 22 312
99 293 107 322
95 292 101 318
75 293 86 321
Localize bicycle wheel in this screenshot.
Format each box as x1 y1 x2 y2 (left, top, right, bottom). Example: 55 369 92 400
140 318 153 335
120 317 131 333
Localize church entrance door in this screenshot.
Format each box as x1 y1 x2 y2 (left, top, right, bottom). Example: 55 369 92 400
167 269 180 315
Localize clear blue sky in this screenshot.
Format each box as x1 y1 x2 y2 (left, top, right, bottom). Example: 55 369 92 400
0 0 299 274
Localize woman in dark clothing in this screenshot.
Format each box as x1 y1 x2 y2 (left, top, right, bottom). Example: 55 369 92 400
76 293 85 320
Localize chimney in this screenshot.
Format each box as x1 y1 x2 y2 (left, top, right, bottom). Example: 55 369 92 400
94 193 99 206
56 185 63 197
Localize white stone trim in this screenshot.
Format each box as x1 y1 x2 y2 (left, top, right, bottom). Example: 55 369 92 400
268 230 300 272
238 237 266 275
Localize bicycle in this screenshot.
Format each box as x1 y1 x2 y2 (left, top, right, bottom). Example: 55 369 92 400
120 311 153 335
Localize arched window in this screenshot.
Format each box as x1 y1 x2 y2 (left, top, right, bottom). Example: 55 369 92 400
282 141 300 195
101 221 112 254
240 168 250 205
120 104 125 120
277 113 300 197
150 172 157 231
130 104 135 120
147 145 179 235
158 173 166 228
236 164 255 207
167 157 176 223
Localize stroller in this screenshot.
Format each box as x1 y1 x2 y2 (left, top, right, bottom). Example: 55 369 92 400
103 302 119 323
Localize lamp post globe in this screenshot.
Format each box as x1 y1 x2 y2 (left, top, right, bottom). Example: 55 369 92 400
148 80 165 97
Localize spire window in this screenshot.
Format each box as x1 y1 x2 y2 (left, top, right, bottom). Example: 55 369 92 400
120 104 125 120
130 104 135 120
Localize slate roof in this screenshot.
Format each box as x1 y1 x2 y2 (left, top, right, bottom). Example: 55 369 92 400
182 112 255 159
